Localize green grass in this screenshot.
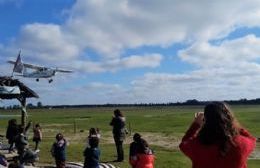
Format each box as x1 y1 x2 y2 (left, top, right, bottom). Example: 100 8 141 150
0 105 259 167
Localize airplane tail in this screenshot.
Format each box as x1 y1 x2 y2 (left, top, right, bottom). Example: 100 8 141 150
12 50 24 76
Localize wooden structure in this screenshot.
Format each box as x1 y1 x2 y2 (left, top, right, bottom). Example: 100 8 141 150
0 76 39 126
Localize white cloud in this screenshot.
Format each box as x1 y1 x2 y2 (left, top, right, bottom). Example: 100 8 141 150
36 82 132 105
11 23 80 63
3 0 260 72
3 0 260 104
65 0 260 56
129 68 260 103
121 54 162 68
125 34 260 103
179 35 260 69
72 53 163 73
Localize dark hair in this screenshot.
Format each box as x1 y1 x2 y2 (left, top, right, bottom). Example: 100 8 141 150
8 119 17 126
89 137 99 148
198 102 240 156
133 133 141 142
114 109 123 117
137 139 150 154
56 133 63 141
35 123 40 128
89 128 97 135
18 125 24 133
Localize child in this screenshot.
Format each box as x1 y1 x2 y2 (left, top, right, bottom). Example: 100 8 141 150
129 133 142 167
88 128 100 141
83 136 100 168
131 139 155 168
6 119 18 153
51 133 67 168
33 123 42 151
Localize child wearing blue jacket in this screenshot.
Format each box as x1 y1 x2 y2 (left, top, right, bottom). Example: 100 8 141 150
83 136 100 168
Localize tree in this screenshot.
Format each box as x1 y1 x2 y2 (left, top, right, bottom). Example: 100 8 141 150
37 101 43 108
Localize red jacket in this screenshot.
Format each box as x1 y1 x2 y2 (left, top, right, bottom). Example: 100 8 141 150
179 123 256 168
130 152 155 168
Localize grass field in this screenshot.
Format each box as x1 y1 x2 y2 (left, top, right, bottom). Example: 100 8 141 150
0 105 259 168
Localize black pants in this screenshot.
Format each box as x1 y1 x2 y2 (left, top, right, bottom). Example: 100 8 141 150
114 139 124 161
34 140 40 150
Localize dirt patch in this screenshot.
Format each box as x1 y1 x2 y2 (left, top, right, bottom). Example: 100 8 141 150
44 124 72 127
100 131 180 150
144 132 180 149
42 131 260 160
250 150 260 160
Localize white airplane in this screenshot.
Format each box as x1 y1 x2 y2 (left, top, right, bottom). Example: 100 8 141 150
8 51 73 83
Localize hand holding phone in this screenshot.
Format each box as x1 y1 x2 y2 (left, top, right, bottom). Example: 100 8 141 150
194 112 204 126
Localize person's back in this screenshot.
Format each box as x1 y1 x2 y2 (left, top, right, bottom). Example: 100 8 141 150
179 102 256 168
83 147 100 168
15 126 28 155
110 116 126 137
6 119 18 152
135 151 155 168
181 131 255 168
129 133 142 167
131 139 155 168
84 137 100 168
110 109 126 162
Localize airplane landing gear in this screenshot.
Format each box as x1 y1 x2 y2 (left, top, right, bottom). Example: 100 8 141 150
36 79 39 82
48 79 53 83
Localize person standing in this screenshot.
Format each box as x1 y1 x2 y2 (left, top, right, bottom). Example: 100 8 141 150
51 133 67 168
6 119 18 153
110 109 126 162
179 102 256 168
33 123 42 151
14 125 29 165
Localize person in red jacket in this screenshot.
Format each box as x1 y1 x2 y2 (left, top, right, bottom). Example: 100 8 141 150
179 102 256 168
130 138 155 168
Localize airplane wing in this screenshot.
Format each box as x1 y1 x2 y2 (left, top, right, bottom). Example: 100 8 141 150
55 68 73 73
8 60 46 70
7 60 16 64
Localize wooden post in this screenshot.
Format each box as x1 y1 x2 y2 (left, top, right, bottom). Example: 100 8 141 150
74 119 77 134
18 96 26 127
129 122 131 136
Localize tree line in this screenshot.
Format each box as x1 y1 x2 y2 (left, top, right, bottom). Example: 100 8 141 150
2 98 260 109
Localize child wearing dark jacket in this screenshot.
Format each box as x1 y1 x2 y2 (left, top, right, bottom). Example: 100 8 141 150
83 137 100 168
51 133 67 168
6 119 18 153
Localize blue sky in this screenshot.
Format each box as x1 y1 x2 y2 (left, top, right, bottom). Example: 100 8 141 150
2 0 260 105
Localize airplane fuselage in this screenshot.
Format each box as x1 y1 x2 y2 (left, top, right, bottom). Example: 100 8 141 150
22 69 56 78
